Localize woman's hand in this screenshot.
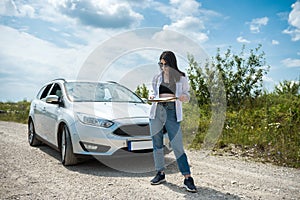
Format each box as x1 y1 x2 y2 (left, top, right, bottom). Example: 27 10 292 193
149 95 155 100
178 95 188 102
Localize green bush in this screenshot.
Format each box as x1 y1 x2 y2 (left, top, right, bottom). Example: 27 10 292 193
185 45 299 168
182 103 211 148
0 100 30 124
186 93 300 168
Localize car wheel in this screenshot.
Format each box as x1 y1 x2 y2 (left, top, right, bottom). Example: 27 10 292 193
61 124 78 166
28 120 42 146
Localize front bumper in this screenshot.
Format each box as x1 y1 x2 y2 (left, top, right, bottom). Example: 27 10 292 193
69 119 170 156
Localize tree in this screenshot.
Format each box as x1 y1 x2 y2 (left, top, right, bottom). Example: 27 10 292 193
275 80 300 96
187 44 270 108
135 83 149 99
187 54 210 105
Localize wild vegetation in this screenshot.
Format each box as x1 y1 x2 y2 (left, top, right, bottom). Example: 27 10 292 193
186 45 299 168
0 100 31 124
182 92 300 168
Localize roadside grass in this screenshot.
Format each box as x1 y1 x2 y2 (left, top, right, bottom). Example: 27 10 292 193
0 100 30 124
220 94 300 168
182 93 300 168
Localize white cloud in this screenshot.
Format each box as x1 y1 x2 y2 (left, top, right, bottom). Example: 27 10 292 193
283 1 300 41
288 1 300 29
20 5 35 17
48 0 143 28
1 0 143 28
263 75 274 83
277 11 289 21
164 16 205 31
281 58 300 68
262 75 276 92
237 36 250 43
0 0 36 18
0 25 93 101
0 25 85 68
0 0 18 16
272 40 279 45
163 16 208 42
283 28 300 41
156 0 211 43
168 0 202 20
249 17 269 33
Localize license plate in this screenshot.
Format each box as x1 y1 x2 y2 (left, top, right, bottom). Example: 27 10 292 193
128 140 153 151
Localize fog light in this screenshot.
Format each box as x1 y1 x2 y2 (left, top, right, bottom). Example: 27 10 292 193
85 144 98 150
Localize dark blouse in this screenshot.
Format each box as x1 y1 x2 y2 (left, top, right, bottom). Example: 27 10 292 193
159 84 175 94
159 75 176 94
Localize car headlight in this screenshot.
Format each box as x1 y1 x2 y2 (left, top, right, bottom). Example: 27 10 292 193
77 113 114 128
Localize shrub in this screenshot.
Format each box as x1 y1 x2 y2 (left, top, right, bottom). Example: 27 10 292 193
0 100 30 124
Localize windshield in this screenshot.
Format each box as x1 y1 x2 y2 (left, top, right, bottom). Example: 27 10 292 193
65 82 143 103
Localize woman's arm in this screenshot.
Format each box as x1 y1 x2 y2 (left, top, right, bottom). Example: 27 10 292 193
149 75 158 99
178 76 190 102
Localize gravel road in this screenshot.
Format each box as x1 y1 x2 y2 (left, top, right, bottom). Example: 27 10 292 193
0 121 299 200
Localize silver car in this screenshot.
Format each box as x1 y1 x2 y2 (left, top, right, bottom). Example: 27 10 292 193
28 79 170 165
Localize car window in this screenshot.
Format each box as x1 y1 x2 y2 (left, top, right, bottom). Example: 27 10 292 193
49 83 62 97
39 84 53 100
65 82 143 103
110 85 138 102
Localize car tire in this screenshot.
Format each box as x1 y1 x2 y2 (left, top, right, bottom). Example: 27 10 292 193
61 124 78 166
28 120 42 146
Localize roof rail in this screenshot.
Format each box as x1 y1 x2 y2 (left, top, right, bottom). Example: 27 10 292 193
51 78 66 82
107 81 119 84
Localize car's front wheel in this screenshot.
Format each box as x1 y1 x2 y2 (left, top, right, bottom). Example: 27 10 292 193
61 124 78 166
28 120 42 146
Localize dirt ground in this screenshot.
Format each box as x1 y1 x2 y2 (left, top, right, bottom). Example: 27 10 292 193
0 121 299 200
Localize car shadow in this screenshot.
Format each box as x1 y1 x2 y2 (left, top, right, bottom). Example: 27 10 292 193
37 144 178 177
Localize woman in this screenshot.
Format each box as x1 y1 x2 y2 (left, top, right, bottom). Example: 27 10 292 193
149 51 197 192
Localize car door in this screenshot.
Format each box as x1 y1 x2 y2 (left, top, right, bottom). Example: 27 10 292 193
43 83 63 145
33 83 53 139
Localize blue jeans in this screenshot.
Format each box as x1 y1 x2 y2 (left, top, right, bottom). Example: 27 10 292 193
150 102 191 175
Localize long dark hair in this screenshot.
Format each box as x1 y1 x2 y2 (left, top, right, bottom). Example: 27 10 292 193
159 51 185 83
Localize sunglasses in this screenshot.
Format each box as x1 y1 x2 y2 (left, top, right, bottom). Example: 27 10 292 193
158 62 169 68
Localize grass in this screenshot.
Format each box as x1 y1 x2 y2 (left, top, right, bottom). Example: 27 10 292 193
0 100 31 124
182 93 300 168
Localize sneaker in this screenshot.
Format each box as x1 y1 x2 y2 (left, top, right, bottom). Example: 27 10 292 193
150 172 166 185
184 177 197 193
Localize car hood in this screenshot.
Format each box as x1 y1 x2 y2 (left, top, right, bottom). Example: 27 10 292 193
73 102 150 121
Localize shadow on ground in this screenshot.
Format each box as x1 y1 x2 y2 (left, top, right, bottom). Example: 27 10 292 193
162 181 241 200
38 144 178 177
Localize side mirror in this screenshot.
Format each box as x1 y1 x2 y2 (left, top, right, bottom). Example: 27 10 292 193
46 95 60 104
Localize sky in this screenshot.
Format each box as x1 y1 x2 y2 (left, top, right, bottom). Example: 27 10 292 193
0 0 300 102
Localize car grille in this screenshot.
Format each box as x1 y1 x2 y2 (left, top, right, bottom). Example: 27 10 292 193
113 124 150 137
